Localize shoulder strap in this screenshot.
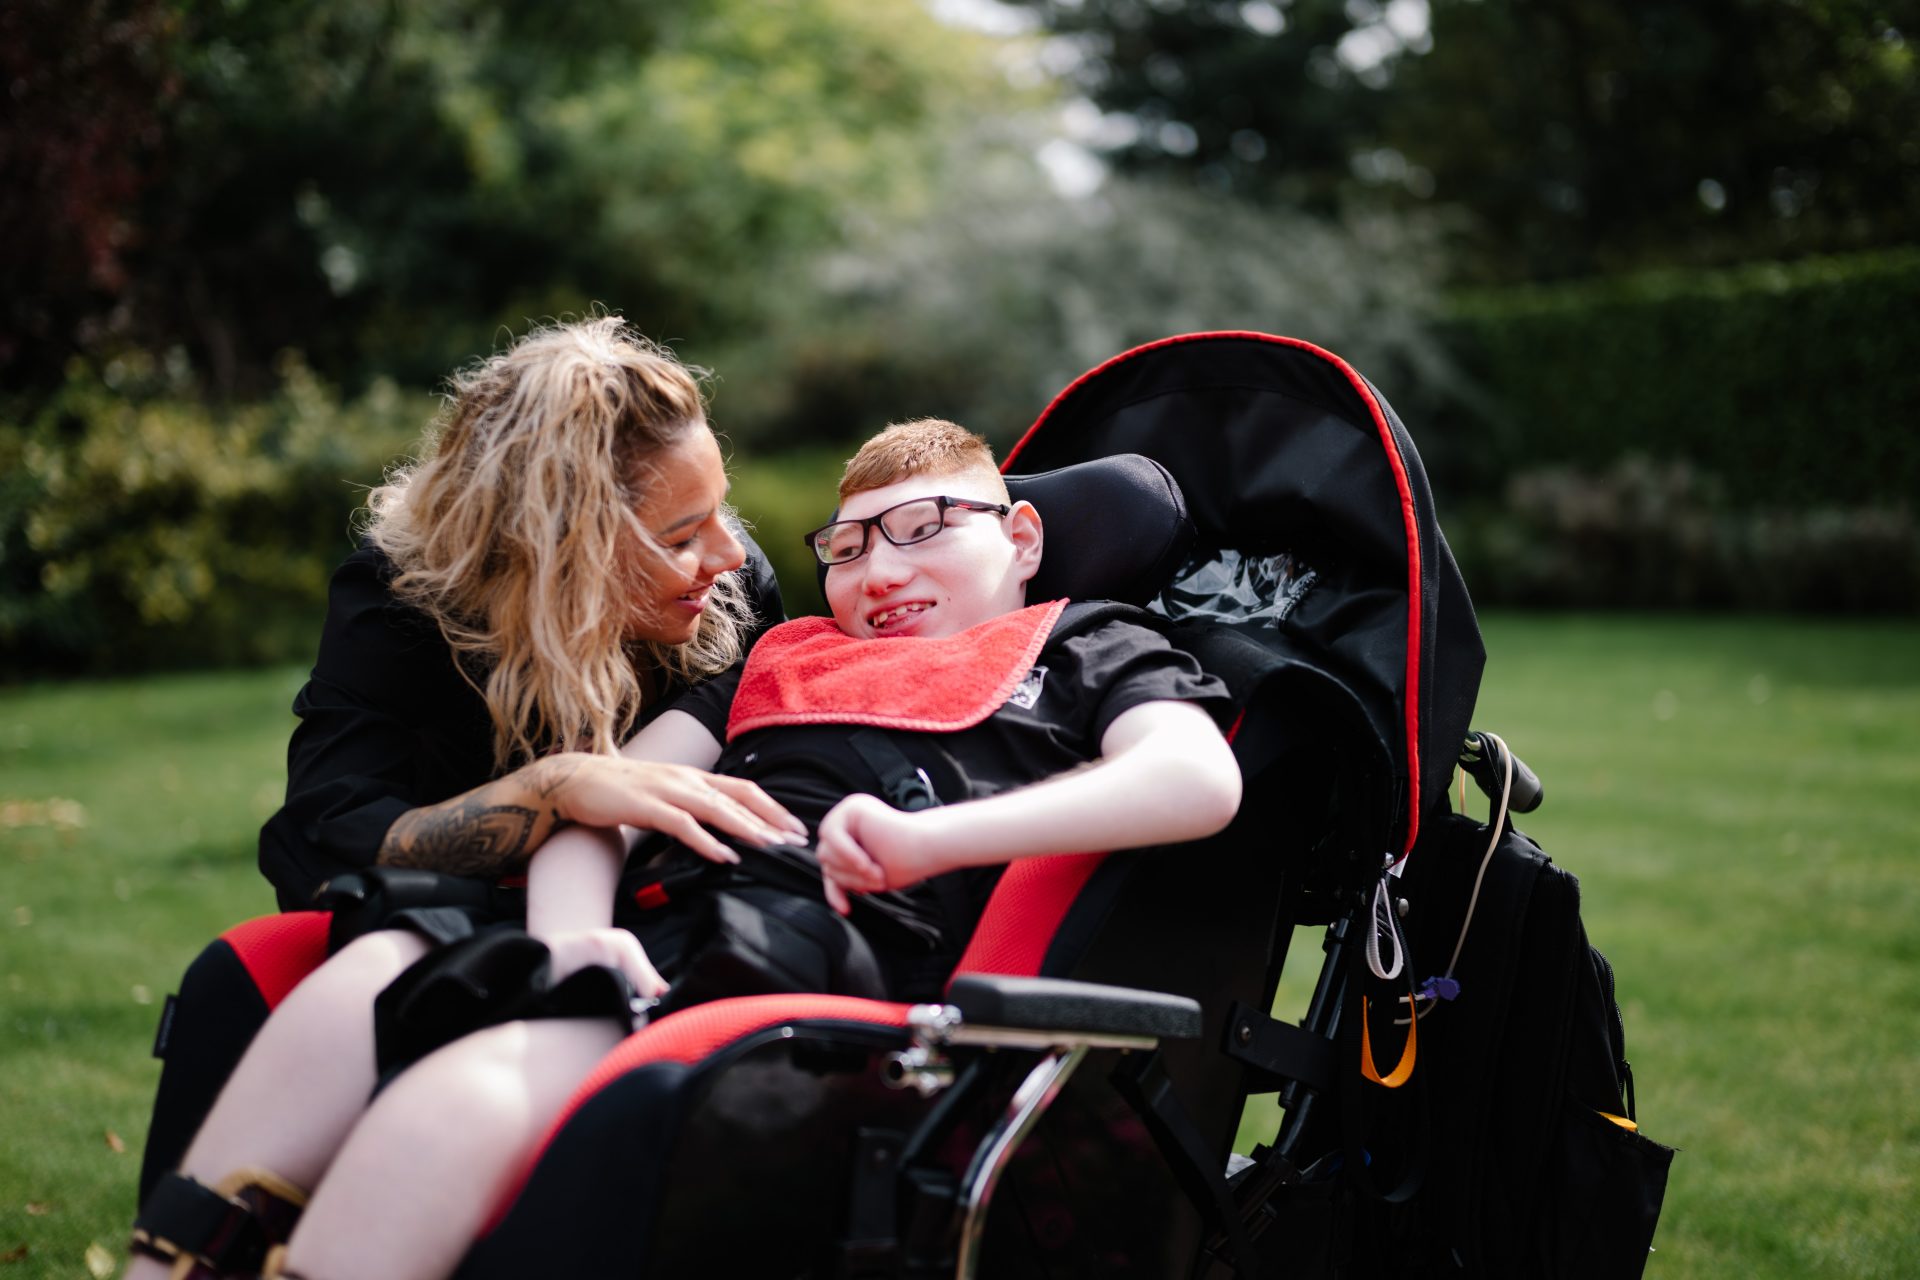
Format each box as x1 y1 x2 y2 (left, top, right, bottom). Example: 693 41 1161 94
848 730 940 812
844 729 979 954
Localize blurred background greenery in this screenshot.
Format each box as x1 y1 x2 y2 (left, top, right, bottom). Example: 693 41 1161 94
3 3 1918 1275
2 0 1916 672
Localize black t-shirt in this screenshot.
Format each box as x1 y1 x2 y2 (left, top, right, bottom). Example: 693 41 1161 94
257 536 785 909
646 609 1234 962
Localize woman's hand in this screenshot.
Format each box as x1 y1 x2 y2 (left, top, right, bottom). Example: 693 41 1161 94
541 926 668 999
381 754 807 880
815 794 947 916
529 753 807 865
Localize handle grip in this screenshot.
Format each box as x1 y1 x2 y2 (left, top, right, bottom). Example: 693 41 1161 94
1460 731 1543 814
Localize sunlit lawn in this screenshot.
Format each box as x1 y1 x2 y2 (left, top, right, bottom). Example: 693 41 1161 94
3 614 1917 1277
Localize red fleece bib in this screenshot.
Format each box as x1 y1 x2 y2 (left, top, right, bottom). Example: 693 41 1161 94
726 600 1067 741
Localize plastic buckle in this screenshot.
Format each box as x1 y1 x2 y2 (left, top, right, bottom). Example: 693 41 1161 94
886 767 939 813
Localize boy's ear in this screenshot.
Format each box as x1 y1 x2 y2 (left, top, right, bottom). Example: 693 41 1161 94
1008 499 1044 584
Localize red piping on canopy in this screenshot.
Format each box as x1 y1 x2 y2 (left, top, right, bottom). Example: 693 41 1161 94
1004 331 1425 854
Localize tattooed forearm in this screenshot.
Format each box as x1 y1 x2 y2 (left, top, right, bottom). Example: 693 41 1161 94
379 794 544 877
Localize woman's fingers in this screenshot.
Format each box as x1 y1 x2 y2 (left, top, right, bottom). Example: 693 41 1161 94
641 802 740 865
708 774 809 841
648 766 794 849
683 785 793 848
552 757 807 855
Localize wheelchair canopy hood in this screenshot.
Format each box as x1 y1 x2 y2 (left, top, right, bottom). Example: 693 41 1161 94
1004 331 1484 856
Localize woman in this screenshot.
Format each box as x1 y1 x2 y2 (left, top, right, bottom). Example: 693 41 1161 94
129 317 804 1280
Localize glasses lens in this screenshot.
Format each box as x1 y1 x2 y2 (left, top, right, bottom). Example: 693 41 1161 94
879 499 946 547
817 521 867 564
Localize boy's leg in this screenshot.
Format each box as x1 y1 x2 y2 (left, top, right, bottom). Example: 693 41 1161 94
280 1016 626 1280
128 929 429 1280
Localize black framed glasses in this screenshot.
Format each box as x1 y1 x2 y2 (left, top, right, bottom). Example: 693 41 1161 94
802 495 1011 567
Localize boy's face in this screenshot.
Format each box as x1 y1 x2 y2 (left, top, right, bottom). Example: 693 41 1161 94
824 468 1043 641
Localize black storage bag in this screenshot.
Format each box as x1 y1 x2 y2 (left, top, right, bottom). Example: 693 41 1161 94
1355 811 1676 1278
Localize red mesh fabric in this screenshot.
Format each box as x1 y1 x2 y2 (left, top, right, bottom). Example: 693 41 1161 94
485 994 914 1233
221 912 332 1011
947 852 1108 981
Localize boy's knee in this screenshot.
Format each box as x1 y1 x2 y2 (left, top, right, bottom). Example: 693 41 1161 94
304 930 430 1002
369 1027 545 1148
385 1020 622 1130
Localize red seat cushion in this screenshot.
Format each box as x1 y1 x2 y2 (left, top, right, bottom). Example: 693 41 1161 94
220 912 331 1010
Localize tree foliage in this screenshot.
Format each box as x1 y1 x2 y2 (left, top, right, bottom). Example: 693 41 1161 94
2 0 1001 397
0 0 176 388
1012 0 1920 282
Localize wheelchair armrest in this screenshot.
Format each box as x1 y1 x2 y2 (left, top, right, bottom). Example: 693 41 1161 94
944 974 1202 1043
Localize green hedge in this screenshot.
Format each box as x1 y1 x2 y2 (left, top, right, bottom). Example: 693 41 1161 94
1448 457 1920 614
11 246 1918 682
0 358 859 679
0 357 422 677
1435 248 1920 508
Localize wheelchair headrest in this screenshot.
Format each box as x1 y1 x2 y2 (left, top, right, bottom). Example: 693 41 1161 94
812 453 1193 608
1009 454 1194 607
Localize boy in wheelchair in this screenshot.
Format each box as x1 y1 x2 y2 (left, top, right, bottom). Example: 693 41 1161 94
131 418 1241 1280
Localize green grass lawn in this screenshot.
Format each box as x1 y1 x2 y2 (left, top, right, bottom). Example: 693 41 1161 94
3 615 1917 1277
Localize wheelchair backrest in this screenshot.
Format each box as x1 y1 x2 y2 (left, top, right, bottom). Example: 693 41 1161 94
1004 331 1485 862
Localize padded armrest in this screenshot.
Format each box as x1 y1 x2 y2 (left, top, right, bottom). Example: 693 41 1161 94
945 974 1202 1041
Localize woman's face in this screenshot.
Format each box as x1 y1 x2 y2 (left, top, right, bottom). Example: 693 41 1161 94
627 426 744 645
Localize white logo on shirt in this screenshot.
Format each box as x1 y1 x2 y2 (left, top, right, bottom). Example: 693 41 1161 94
1006 664 1049 710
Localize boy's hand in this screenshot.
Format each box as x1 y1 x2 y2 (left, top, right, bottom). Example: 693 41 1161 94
541 927 668 999
815 794 943 916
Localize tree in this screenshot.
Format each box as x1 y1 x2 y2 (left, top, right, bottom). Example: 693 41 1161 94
1010 0 1920 282
0 0 176 388
1011 0 1391 212
4 0 1005 398
1389 0 1920 280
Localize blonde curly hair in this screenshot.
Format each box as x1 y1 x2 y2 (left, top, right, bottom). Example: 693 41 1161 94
365 317 750 768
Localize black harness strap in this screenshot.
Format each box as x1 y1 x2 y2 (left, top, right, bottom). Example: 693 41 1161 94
1224 1000 1337 1096
850 730 941 812
844 729 982 961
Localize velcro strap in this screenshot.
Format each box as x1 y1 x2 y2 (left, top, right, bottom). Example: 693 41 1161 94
131 1173 269 1273
1223 1000 1336 1093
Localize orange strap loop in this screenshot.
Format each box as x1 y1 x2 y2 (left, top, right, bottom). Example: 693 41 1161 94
1359 995 1418 1088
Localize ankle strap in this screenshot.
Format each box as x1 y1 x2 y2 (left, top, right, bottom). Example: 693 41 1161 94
131 1170 306 1277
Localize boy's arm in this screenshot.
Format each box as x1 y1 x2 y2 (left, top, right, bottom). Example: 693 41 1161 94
524 707 732 932
815 699 1240 915
525 709 739 932
525 710 802 988
618 706 729 770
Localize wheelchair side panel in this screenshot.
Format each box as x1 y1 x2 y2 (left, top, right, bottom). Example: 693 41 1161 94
137 912 331 1201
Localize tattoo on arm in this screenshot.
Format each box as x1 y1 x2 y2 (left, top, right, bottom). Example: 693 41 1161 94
526 754 581 801
380 794 544 877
